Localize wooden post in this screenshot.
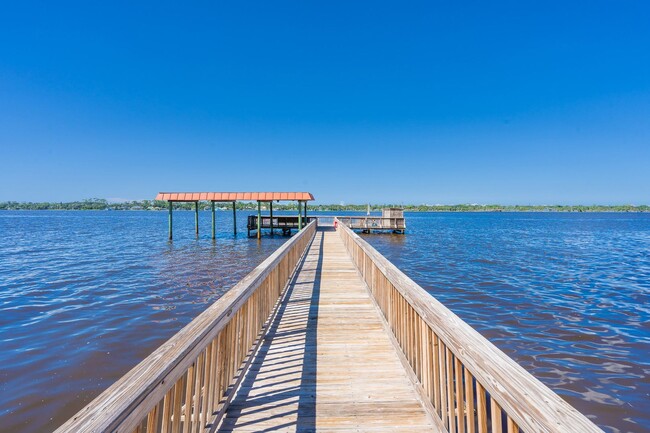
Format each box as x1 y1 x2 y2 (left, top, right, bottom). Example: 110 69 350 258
232 202 237 235
270 201 274 236
257 201 261 239
298 201 302 231
304 201 307 224
195 202 199 237
168 201 173 240
211 201 215 240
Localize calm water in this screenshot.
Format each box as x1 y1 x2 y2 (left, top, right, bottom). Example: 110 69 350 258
1 211 649 433
362 212 650 433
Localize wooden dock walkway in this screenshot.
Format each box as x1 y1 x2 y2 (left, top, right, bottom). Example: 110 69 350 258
55 219 604 433
219 228 436 432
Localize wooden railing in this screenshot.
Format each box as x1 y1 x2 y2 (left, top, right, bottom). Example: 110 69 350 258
55 221 317 433
335 219 603 433
246 215 316 230
336 215 406 230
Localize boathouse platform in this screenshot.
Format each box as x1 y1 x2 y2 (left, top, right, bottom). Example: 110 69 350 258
55 219 603 433
246 215 316 237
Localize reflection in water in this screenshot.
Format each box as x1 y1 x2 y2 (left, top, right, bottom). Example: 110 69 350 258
362 212 650 433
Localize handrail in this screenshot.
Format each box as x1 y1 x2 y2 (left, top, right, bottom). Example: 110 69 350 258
335 218 603 433
335 216 405 230
55 220 317 433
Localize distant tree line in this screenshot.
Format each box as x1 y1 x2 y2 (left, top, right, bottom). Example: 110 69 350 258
308 204 650 212
0 199 648 212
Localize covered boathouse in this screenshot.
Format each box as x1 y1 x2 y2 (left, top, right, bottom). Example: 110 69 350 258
155 192 315 239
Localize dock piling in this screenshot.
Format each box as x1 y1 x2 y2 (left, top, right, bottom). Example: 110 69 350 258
168 202 173 240
257 201 261 239
298 201 302 230
269 201 274 236
232 202 237 235
194 202 199 237
211 201 216 240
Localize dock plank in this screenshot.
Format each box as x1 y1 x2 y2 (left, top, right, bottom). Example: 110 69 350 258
217 228 438 432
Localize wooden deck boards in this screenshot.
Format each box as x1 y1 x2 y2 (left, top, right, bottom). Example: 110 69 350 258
218 228 437 432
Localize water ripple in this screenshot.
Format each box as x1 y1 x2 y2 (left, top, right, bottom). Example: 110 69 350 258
0 210 289 432
363 212 650 433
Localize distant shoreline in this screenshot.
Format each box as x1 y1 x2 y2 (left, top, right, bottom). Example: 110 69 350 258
1 199 648 213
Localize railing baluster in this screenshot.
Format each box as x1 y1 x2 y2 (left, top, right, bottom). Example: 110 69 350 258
465 368 476 433
192 352 203 433
507 416 519 433
422 319 431 400
446 347 456 433
208 336 218 416
146 401 160 433
171 375 184 432
491 397 503 433
439 340 448 429
456 357 466 433
433 333 441 416
477 383 488 433
183 363 195 433
161 387 173 433
200 344 212 429
215 331 226 413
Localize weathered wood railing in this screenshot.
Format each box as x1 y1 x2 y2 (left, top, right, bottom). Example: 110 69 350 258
336 215 406 231
55 220 317 433
335 218 603 433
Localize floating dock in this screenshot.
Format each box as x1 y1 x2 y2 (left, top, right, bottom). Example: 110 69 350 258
55 219 603 433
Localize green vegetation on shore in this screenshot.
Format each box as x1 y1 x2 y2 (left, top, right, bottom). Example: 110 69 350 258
0 199 648 212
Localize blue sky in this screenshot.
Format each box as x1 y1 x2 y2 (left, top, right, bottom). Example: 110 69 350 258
1 1 649 204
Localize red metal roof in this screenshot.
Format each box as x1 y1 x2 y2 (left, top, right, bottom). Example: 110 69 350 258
155 192 315 202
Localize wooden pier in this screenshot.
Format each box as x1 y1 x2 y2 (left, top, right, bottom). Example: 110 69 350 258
336 216 406 234
55 219 604 433
336 208 406 234
219 227 434 431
